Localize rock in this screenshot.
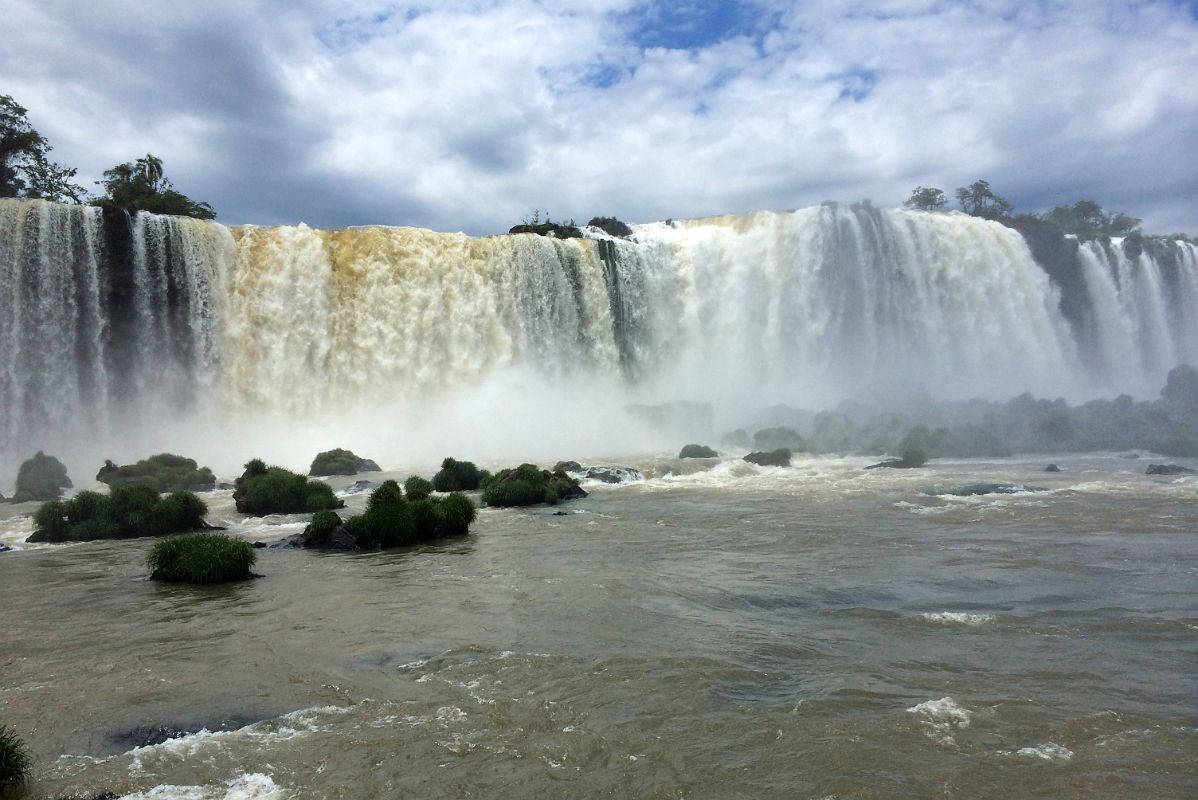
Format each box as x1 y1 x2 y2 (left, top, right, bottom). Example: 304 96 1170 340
552 511 569 516
217 482 234 490
582 466 643 483
0 544 12 553
317 525 358 550
866 450 928 469
553 461 582 473
309 448 381 476
587 216 633 237
1044 464 1062 472
744 448 791 467
344 480 375 494
1121 452 1140 459
111 718 254 749
943 483 1044 496
1146 463 1195 475
679 444 718 459
269 534 304 549
251 541 268 549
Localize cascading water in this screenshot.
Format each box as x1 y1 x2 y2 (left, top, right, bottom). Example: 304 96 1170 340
2 197 1195 476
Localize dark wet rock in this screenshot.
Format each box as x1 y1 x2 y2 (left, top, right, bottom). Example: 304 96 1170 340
251 541 268 549
269 533 304 549
111 718 255 749
744 448 791 467
943 483 1045 496
0 544 12 553
679 444 718 459
314 525 357 550
587 216 633 237
1044 464 1062 472
1122 452 1141 459
866 449 928 469
582 466 643 484
552 511 569 516
217 482 234 490
508 221 583 239
553 461 582 473
1146 463 1195 475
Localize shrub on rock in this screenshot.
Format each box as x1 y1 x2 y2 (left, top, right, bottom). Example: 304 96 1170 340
340 481 476 548
432 457 483 491
0 723 32 790
96 453 216 492
302 511 344 546
439 492 477 534
744 448 792 467
11 451 72 502
482 464 586 507
147 534 256 583
679 444 718 459
308 448 381 476
753 427 806 452
234 459 344 516
28 486 208 543
587 216 634 237
404 475 434 500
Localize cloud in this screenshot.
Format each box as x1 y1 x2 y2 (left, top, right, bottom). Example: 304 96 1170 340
1 0 1195 233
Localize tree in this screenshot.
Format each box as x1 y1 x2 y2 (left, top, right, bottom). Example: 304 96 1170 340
1042 200 1140 237
0 94 86 202
903 186 948 211
955 179 1013 220
93 153 216 219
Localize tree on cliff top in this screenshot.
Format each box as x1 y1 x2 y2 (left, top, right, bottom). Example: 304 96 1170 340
0 94 87 203
903 186 948 211
93 153 216 219
956 179 1013 220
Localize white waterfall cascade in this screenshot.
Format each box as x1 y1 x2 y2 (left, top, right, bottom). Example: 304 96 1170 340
2 197 1195 475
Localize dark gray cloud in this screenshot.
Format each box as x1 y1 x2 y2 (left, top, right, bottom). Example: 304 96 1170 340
1 0 1195 234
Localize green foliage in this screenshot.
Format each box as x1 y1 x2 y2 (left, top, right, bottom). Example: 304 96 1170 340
438 492 477 535
1041 199 1139 238
409 498 446 539
678 444 718 458
308 448 380 476
587 216 634 237
903 186 948 211
404 475 434 500
753 426 807 452
233 460 343 516
0 723 32 789
345 480 415 548
1 94 86 202
146 534 256 584
900 447 928 467
92 153 215 219
956 179 1013 220
744 448 792 467
96 453 216 492
11 450 72 502
302 510 343 546
432 457 483 491
28 486 207 542
481 464 582 507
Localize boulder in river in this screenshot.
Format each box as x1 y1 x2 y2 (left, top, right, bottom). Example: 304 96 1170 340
744 448 791 467
1145 463 1195 475
309 448 381 476
679 444 718 459
1044 464 1062 472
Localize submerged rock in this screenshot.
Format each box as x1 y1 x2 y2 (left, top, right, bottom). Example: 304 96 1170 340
0 544 11 553
1044 464 1062 472
943 483 1045 496
1146 463 1195 475
581 466 643 484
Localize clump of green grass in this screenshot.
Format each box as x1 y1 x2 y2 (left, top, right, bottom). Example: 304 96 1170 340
96 453 216 492
0 724 32 789
233 459 344 516
432 457 483 491
404 475 434 500
302 510 343 546
146 534 256 584
308 448 380 476
481 464 584 507
10 450 72 502
28 486 208 543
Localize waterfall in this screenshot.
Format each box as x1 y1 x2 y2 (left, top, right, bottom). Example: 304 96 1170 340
2 197 1195 474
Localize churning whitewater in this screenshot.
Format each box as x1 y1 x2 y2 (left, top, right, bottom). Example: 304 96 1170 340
2 198 1197 466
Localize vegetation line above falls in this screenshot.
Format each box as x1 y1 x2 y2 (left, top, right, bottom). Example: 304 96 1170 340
1 197 1196 467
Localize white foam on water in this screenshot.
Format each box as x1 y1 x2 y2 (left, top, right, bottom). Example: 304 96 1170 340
920 612 996 626
1004 742 1075 762
907 697 973 745
118 772 284 800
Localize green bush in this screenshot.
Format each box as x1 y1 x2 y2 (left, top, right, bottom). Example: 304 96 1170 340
308 448 381 476
96 453 216 492
404 475 434 500
439 492 477 535
302 510 343 546
233 460 344 516
432 457 483 491
744 448 792 467
482 464 583 507
11 450 72 502
28 486 208 543
678 444 718 458
410 498 446 539
0 723 32 789
147 534 256 583
345 480 416 548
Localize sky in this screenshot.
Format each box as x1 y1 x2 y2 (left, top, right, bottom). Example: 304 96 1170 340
2 0 1196 235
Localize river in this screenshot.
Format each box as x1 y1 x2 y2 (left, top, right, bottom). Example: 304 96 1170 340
1 453 1195 799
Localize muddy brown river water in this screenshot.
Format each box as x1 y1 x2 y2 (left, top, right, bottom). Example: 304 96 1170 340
2 454 1196 799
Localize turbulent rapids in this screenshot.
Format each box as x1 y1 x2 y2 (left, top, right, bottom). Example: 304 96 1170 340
2 198 1197 468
